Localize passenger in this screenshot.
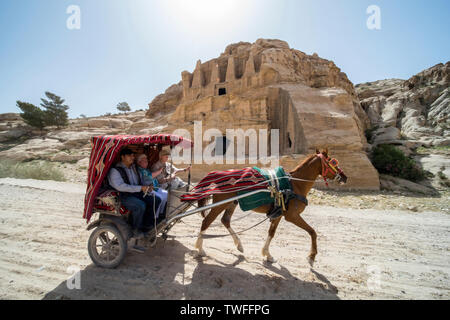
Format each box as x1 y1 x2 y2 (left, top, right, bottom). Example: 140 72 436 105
150 149 191 190
136 153 168 221
107 148 162 241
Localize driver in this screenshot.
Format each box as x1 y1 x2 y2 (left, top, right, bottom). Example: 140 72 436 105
107 148 162 240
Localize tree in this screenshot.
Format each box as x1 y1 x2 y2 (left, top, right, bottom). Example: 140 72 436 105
40 91 69 128
17 101 46 131
117 102 131 113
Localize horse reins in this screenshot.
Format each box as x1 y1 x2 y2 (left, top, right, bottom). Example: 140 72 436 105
316 153 343 187
169 154 343 240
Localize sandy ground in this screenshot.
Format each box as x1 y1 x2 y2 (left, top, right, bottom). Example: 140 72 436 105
0 178 449 300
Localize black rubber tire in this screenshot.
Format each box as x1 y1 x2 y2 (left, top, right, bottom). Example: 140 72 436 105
88 224 127 269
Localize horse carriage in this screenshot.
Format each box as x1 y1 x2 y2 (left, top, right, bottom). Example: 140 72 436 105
83 134 347 268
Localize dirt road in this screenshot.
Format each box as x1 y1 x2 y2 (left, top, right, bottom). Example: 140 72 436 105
0 178 448 300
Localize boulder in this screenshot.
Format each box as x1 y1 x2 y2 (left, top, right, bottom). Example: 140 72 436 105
137 125 167 135
372 126 401 145
146 83 183 118
87 119 111 128
47 131 94 148
76 157 90 168
379 174 437 195
414 154 450 177
0 128 29 142
0 138 65 161
109 119 133 129
0 113 21 121
50 152 86 162
129 120 155 133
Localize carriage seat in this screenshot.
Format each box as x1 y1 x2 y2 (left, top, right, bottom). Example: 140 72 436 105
94 189 131 216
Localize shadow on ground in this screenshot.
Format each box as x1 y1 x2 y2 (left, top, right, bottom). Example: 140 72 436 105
43 239 339 300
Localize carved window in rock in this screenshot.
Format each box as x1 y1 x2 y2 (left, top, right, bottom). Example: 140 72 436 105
218 88 227 96
287 132 292 149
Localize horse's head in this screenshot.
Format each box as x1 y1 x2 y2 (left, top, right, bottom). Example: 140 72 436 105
315 149 348 185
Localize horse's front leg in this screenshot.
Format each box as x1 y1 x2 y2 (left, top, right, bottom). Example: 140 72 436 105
284 202 317 267
195 206 223 256
262 216 282 263
195 194 232 257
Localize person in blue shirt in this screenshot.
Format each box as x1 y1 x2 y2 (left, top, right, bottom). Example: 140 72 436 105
107 148 162 240
136 153 168 221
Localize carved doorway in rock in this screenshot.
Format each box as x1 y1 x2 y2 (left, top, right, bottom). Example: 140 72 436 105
214 135 230 157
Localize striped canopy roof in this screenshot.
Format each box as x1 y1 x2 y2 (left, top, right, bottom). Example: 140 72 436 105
83 134 193 222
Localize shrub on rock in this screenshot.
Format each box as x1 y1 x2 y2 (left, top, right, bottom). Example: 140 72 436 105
371 144 427 182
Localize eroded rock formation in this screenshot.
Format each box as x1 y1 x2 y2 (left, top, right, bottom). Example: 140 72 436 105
356 62 449 150
147 39 379 190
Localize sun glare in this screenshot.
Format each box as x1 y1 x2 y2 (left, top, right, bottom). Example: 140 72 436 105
170 0 238 22
162 0 245 34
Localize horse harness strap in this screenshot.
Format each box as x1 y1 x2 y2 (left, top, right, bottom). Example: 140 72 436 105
266 168 308 221
316 153 341 187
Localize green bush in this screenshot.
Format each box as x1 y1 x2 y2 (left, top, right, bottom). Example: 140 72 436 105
0 160 66 181
371 144 427 182
364 125 379 144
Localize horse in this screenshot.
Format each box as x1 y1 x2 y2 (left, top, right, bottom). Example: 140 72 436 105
194 149 347 266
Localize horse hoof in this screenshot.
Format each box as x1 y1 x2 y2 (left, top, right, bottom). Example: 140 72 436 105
307 256 315 268
237 244 244 253
196 249 206 257
266 256 276 263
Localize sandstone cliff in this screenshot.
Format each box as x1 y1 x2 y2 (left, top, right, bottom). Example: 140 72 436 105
356 62 449 151
143 39 379 189
146 39 378 190
148 39 370 134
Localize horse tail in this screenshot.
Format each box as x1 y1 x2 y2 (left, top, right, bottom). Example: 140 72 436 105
198 198 207 218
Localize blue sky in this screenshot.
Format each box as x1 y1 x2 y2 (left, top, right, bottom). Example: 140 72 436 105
0 0 449 118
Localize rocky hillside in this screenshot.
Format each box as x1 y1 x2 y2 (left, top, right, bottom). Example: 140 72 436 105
355 62 449 192
0 110 178 160
0 111 173 183
0 113 36 147
356 62 449 151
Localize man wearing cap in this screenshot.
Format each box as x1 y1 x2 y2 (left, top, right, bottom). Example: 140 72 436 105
107 148 162 242
151 148 191 190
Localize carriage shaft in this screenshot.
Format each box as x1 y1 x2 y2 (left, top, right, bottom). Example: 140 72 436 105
165 190 271 225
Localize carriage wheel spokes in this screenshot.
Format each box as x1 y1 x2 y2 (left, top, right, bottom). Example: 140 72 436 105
98 231 120 261
88 225 127 268
99 232 109 245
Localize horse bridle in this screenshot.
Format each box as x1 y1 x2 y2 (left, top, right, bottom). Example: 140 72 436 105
316 153 344 187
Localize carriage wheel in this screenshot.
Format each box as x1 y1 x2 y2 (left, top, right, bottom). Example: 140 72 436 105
88 224 127 269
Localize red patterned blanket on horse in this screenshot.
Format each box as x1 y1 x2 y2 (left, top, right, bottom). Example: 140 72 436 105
180 167 268 202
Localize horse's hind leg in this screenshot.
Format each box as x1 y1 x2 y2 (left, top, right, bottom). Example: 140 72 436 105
220 201 243 253
262 216 282 263
197 198 208 218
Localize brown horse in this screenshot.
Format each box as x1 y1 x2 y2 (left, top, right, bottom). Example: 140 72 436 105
194 149 347 266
